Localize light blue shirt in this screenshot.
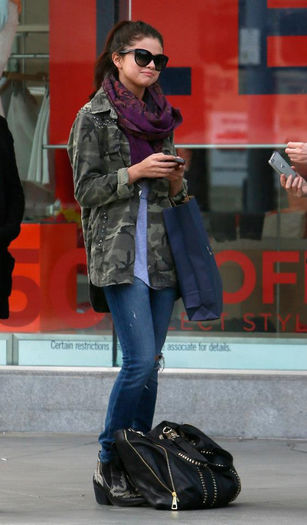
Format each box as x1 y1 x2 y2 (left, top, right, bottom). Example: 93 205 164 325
134 181 150 286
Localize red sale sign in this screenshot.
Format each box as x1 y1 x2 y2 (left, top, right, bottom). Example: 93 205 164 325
48 0 307 204
0 225 306 333
132 0 307 145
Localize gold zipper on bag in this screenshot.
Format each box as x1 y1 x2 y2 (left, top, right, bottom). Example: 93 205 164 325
123 429 179 510
228 468 242 502
171 491 178 510
196 466 208 505
162 426 222 507
154 442 178 510
207 466 218 506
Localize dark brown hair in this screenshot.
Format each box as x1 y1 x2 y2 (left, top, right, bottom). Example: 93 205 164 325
91 20 164 97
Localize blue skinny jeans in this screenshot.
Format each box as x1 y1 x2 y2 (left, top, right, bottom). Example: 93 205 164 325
98 277 177 463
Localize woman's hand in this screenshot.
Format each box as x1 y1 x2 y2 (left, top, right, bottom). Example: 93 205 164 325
166 164 185 197
127 153 184 184
280 173 307 198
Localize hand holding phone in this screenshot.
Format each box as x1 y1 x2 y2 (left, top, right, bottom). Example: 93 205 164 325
172 156 185 165
161 155 185 165
268 151 297 178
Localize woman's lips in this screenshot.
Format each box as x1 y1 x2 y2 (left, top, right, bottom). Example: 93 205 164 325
141 71 155 77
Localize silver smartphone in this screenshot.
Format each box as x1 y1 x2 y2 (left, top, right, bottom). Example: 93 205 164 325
268 151 297 177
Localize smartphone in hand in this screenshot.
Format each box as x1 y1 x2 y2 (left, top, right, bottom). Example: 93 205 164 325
268 151 297 177
161 155 185 165
173 156 185 165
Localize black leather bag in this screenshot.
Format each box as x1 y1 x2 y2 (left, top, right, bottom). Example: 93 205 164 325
114 420 241 510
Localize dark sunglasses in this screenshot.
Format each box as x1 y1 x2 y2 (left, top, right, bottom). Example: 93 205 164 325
119 48 169 71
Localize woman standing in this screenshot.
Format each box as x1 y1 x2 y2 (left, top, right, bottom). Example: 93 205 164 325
68 20 187 506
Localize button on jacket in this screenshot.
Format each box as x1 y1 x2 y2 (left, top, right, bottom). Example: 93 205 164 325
68 87 187 290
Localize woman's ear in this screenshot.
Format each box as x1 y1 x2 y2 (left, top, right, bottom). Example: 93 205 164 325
112 52 122 70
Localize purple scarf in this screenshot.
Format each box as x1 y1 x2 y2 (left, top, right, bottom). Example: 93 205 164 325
102 75 182 164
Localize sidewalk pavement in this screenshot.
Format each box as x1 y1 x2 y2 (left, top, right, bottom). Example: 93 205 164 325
0 432 306 525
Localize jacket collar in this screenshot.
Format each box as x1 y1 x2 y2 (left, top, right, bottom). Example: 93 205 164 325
91 87 118 119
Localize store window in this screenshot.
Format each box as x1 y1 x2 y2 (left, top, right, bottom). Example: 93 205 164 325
1 0 50 216
0 0 306 370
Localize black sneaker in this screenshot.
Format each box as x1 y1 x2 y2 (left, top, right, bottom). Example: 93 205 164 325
93 455 145 507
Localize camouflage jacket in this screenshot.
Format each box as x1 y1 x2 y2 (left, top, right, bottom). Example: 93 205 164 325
68 87 187 288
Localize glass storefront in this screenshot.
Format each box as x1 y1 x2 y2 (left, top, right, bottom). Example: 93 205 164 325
1 0 306 369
